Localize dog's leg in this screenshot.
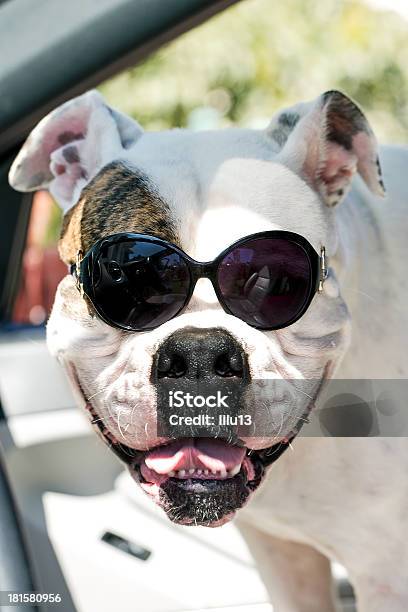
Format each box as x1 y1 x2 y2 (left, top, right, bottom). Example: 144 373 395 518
238 522 339 612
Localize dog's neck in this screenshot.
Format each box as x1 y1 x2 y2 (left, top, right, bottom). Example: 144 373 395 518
335 178 384 296
334 177 404 378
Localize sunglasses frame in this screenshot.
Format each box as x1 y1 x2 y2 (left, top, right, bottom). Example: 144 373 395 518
72 230 328 332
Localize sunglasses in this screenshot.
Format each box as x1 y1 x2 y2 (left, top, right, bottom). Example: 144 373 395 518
71 231 328 332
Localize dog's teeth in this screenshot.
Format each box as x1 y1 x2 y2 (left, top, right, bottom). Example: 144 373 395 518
229 464 242 477
166 466 238 479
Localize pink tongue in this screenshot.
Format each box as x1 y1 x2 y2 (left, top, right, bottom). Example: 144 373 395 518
145 438 246 474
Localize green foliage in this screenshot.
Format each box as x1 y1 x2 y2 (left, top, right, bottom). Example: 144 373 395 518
99 0 408 142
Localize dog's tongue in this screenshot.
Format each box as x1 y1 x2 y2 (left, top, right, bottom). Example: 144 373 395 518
145 438 245 474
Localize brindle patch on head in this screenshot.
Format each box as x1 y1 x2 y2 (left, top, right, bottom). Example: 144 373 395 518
58 161 179 264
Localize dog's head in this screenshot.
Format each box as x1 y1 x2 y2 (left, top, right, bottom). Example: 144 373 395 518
9 90 384 526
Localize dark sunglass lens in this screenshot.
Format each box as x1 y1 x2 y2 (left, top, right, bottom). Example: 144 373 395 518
217 238 312 329
91 240 190 330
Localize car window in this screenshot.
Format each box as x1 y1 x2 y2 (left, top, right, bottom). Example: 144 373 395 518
12 192 65 327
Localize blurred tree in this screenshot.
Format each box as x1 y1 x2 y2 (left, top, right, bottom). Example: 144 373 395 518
99 0 408 142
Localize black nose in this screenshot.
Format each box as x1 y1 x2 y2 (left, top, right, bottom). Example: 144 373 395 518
154 327 248 381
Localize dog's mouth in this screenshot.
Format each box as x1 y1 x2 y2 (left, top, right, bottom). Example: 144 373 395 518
85 399 278 526
133 437 265 527
134 438 272 527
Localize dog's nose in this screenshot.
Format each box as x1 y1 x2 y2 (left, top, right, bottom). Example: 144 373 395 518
154 327 248 380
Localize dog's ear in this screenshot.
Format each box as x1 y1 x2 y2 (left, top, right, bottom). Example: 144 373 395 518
9 90 142 212
268 90 385 206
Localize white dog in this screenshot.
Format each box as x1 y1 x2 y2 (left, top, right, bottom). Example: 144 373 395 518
9 89 408 611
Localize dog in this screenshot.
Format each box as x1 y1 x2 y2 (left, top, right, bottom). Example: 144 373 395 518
9 89 408 611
